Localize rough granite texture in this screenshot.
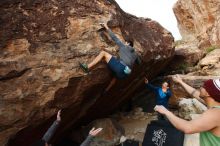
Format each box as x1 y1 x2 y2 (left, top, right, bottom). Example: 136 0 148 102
0 0 174 145
173 0 220 48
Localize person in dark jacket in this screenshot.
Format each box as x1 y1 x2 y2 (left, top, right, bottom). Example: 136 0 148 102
144 77 171 120
80 127 103 146
32 110 61 146
80 23 141 92
144 77 171 108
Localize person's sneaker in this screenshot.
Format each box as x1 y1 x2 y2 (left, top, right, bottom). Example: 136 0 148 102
79 62 89 73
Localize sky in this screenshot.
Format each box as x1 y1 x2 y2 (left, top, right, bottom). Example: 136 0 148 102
115 0 181 40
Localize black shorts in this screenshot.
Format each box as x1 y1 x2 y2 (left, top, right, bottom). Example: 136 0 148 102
107 57 127 79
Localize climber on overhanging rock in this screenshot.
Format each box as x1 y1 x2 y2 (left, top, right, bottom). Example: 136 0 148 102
144 77 171 120
32 110 61 146
80 127 103 146
79 22 141 92
154 75 220 146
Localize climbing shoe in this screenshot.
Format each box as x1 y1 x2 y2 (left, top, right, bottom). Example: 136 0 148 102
79 62 89 73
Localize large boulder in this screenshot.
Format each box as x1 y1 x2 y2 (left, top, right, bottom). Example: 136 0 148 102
171 0 220 77
197 49 220 76
0 0 174 145
166 41 204 74
173 0 220 49
185 49 220 76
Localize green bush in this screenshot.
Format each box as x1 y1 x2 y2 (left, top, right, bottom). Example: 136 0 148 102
206 46 216 53
174 40 183 46
178 63 188 71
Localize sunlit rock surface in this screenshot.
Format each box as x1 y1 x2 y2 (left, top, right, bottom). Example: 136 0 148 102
196 49 220 76
174 0 220 49
178 98 207 120
170 0 220 76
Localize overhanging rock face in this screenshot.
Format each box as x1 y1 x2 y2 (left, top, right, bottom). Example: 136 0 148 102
0 0 174 145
